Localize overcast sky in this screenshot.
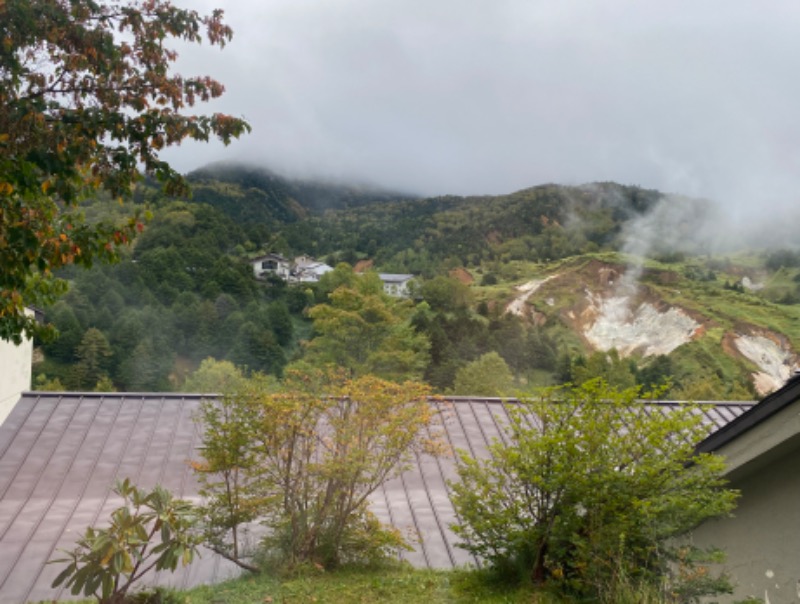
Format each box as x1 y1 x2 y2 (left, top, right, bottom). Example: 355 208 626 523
165 0 800 216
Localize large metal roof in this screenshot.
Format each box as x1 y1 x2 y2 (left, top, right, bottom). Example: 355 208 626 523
0 392 754 602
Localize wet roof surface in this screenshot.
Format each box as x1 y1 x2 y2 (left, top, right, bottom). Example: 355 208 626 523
0 392 754 602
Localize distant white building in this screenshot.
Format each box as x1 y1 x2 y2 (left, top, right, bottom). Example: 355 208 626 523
378 273 415 297
292 256 334 283
250 253 334 284
252 255 413 290
293 255 315 267
251 253 291 280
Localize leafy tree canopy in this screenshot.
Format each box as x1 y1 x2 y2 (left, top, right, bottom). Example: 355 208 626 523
572 349 638 390
305 269 430 381
452 351 514 397
0 0 250 342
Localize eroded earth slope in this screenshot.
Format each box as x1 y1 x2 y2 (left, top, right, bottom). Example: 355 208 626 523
505 258 798 395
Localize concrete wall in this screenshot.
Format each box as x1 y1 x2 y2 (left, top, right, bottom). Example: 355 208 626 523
691 410 800 603
0 334 32 425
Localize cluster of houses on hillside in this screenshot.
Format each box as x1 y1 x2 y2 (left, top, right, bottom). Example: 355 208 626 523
250 252 415 297
251 253 330 283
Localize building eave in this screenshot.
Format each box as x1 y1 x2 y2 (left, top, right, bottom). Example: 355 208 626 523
695 376 800 456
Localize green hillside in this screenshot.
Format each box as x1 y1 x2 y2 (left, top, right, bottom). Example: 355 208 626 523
185 162 417 226
34 165 800 400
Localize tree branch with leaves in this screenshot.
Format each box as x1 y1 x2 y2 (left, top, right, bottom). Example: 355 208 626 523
51 479 200 604
0 0 250 342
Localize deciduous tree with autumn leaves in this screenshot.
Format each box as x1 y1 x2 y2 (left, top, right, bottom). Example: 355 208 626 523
0 0 249 342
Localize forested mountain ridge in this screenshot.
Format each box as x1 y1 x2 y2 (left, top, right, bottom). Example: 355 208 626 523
181 163 670 270
33 166 800 400
278 181 672 271
184 162 418 226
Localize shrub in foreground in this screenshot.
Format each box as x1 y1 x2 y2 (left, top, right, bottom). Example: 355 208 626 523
450 380 738 602
51 480 199 604
194 369 444 571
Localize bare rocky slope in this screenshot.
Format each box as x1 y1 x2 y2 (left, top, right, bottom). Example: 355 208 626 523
504 257 799 396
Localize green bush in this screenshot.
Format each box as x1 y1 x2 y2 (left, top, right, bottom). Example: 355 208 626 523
450 380 737 602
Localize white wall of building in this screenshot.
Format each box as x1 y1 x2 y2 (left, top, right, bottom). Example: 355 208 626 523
0 335 32 425
691 400 800 603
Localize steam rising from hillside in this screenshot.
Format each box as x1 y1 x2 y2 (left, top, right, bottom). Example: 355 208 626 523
575 181 800 339
617 194 714 293
610 187 800 298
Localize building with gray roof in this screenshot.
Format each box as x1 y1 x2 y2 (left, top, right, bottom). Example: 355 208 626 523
0 391 754 602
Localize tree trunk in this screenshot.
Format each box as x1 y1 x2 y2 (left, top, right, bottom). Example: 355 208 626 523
532 542 548 584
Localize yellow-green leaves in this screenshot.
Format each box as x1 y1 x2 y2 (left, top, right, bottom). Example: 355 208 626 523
194 368 442 570
305 268 430 381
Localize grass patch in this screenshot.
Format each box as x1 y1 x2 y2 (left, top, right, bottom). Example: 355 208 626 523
43 566 677 604
164 566 539 604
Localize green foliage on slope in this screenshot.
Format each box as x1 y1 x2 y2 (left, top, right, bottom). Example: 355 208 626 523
33 167 800 399
279 182 665 276
35 199 298 391
185 162 417 226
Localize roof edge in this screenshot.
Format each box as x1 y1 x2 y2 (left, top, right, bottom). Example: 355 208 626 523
696 376 800 454
20 391 754 406
20 391 221 399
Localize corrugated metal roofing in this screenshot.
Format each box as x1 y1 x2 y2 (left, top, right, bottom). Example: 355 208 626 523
0 392 754 602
